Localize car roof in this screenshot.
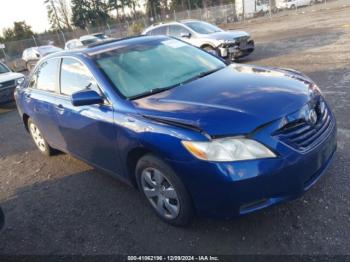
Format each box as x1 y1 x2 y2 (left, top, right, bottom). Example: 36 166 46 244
44 35 169 59
143 21 183 33
143 20 203 34
180 19 200 23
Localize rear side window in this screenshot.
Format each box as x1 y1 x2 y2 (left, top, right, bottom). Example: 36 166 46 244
149 26 168 36
169 25 190 38
30 58 60 92
60 58 99 96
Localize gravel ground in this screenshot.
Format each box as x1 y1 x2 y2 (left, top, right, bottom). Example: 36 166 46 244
0 1 350 255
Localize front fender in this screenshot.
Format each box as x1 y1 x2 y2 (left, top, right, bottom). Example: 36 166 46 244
114 112 206 179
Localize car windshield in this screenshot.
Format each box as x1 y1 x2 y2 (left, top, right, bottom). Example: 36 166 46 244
94 34 108 39
184 21 222 34
81 38 99 45
94 37 226 99
0 63 10 74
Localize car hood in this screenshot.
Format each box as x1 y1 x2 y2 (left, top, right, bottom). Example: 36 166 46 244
132 64 316 136
202 30 249 41
0 72 24 82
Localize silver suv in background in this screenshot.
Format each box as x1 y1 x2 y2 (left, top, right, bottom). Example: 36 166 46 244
142 20 254 61
0 61 24 104
22 45 62 71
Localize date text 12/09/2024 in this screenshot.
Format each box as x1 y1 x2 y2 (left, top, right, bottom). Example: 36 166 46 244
127 256 219 261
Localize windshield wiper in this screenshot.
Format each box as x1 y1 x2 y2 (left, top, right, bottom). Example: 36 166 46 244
179 66 225 85
128 66 225 100
128 85 177 100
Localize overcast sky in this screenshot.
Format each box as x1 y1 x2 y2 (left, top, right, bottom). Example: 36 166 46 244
0 0 53 33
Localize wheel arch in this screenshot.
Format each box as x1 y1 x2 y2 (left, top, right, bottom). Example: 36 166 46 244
126 147 153 188
200 43 217 50
22 113 30 132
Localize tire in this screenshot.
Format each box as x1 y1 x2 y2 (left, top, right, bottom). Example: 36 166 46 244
202 45 218 56
136 154 194 226
290 4 296 9
28 118 54 156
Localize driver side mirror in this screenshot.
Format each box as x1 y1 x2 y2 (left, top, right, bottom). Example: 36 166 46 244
71 90 104 106
180 32 191 38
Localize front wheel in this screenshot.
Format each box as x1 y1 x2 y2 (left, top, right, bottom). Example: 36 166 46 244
28 118 54 156
136 154 194 226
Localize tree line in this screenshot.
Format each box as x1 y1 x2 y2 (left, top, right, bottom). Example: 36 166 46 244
0 0 234 42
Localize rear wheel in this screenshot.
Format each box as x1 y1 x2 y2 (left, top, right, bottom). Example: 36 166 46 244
28 118 54 156
136 154 194 226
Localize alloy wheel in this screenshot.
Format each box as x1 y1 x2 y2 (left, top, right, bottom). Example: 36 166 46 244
29 122 47 152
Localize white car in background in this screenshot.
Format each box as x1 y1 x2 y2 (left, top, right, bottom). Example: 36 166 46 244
22 45 62 71
142 20 255 61
0 61 24 104
276 0 314 9
65 33 110 50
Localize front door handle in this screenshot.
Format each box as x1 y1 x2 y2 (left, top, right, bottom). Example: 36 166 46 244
24 93 31 101
55 104 65 114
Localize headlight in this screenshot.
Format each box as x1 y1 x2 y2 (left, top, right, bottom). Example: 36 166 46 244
224 39 236 44
16 77 25 85
309 83 322 96
182 137 276 162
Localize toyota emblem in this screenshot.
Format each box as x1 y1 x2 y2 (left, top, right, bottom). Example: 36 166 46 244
307 109 318 125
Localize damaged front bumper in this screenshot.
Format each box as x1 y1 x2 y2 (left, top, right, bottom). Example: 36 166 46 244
218 38 255 60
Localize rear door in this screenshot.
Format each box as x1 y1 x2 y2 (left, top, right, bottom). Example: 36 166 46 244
24 58 65 148
55 57 121 173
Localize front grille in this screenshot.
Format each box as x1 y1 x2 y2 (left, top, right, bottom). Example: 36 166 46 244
0 80 16 89
239 39 247 49
236 36 249 49
274 101 334 151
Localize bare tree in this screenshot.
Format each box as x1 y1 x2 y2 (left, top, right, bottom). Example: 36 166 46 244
44 0 72 31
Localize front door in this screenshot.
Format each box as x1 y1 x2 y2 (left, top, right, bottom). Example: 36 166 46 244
55 57 121 174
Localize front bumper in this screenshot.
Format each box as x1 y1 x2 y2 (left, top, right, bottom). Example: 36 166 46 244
167 117 337 218
218 39 255 60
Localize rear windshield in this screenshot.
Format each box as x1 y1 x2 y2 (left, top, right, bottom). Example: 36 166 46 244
94 37 225 99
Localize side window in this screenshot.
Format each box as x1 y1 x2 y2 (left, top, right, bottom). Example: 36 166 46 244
60 58 99 96
31 58 60 92
169 25 190 38
150 26 168 36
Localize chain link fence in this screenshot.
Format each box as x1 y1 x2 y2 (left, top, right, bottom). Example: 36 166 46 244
0 0 339 71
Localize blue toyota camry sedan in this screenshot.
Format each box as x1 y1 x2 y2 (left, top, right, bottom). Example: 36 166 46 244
15 36 337 226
